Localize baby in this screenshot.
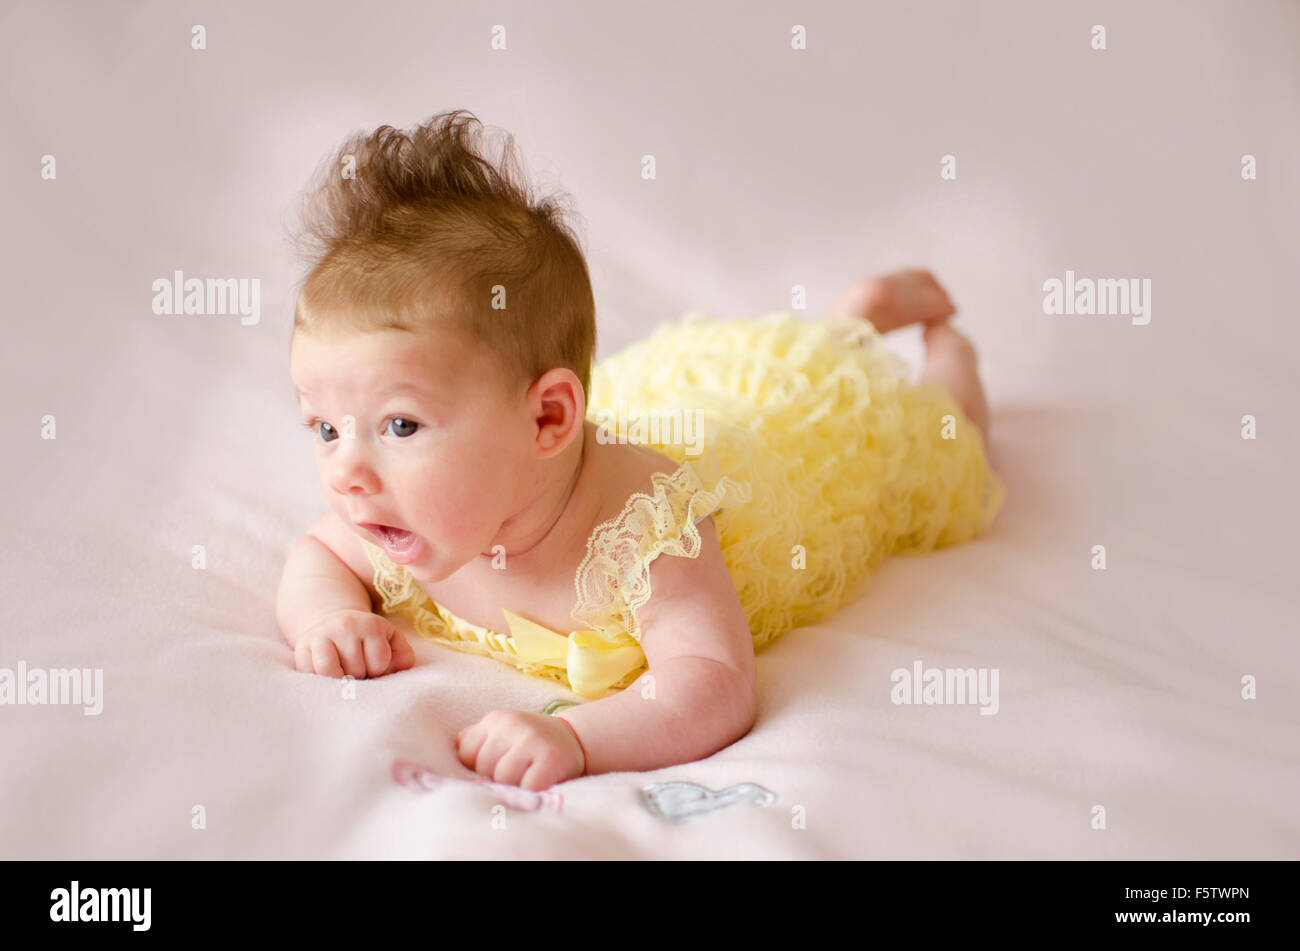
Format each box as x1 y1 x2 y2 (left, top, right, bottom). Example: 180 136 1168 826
276 109 1002 791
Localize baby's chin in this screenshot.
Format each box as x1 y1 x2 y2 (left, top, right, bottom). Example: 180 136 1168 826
404 549 469 584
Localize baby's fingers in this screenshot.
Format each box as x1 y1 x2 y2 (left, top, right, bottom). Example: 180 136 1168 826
361 627 393 677
333 634 369 679
387 629 416 673
456 722 484 770
311 639 345 678
293 640 315 674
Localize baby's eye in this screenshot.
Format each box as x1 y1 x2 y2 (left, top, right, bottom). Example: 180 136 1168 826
388 418 419 438
309 421 338 443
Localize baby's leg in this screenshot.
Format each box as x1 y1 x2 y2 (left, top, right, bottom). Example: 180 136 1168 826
918 319 990 446
828 269 991 446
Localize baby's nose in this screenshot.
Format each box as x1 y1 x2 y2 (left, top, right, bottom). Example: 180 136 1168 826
327 446 380 495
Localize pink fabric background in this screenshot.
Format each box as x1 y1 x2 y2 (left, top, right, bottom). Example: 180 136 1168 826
1 0 1296 858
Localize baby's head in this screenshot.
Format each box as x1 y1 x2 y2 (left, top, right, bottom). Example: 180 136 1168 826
288 110 596 583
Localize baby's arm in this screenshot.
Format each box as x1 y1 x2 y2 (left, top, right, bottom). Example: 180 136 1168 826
556 515 757 773
275 512 415 678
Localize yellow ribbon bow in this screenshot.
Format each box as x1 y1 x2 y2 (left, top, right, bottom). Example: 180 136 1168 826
500 608 646 700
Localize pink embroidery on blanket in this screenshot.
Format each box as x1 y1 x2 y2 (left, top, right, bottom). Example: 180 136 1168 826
392 759 563 812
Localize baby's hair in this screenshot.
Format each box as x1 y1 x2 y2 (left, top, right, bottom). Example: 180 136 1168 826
289 108 596 403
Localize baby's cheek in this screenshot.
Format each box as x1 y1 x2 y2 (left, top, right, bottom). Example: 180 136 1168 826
418 474 491 536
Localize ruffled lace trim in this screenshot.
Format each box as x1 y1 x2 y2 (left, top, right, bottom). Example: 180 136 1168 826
570 458 752 642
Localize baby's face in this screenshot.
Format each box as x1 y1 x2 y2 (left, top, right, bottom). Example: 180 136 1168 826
290 322 535 584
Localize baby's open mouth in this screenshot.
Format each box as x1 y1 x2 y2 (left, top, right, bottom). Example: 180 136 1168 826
361 523 424 564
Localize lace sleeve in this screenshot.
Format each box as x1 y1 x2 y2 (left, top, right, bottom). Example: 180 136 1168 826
570 459 751 643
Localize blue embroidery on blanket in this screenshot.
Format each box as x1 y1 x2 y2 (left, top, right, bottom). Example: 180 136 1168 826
640 781 777 821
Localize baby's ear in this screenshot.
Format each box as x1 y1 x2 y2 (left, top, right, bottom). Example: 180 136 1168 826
528 368 585 455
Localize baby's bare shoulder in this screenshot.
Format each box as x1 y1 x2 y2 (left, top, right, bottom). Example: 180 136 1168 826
587 440 684 524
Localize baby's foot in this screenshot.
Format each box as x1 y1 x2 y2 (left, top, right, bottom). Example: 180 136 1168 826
829 269 957 334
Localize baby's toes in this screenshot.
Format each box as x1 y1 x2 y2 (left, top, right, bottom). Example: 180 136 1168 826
929 289 957 321
901 270 956 320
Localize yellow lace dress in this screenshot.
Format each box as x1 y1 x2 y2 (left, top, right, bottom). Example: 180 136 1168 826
364 311 1005 700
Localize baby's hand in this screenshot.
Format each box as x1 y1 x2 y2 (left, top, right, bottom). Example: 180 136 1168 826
456 710 586 790
292 608 416 678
